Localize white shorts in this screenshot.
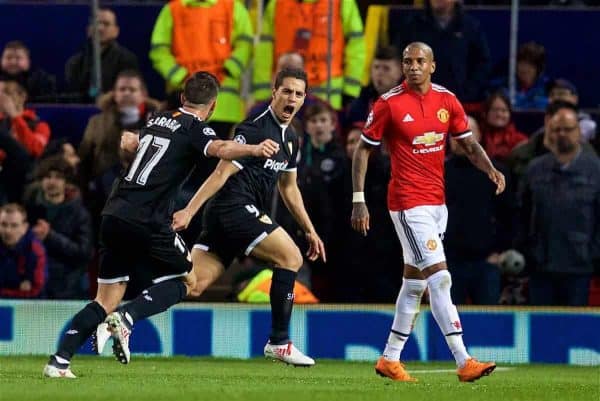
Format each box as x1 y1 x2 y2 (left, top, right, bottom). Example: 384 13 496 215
389 205 448 270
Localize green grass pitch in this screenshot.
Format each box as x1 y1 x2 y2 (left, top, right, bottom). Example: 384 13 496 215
1 356 598 401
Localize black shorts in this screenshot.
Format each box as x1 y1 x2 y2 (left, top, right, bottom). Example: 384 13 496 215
194 202 279 267
98 215 192 284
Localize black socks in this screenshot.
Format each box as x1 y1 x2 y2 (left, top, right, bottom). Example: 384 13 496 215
269 268 297 344
56 301 106 361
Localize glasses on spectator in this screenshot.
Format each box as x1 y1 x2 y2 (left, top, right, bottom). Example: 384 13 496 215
550 126 578 134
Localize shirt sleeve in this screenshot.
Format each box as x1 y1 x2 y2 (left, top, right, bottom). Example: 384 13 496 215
361 98 391 146
282 131 299 172
449 95 472 139
190 120 217 157
231 121 262 170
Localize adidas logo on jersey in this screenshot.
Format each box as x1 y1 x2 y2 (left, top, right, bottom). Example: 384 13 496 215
402 113 414 122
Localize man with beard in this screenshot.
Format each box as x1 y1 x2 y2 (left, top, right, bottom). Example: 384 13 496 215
518 102 600 306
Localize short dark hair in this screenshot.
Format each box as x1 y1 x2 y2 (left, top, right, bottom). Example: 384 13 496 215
0 203 27 221
303 101 336 123
517 41 546 74
115 69 146 91
273 68 308 91
483 90 512 115
35 155 74 182
3 40 29 55
374 45 401 62
183 71 219 105
545 100 578 117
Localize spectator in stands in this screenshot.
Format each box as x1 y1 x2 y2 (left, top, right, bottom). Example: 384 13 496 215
24 156 92 299
253 0 365 111
0 124 31 204
296 102 347 300
41 138 80 171
0 41 56 103
445 117 515 305
150 0 253 138
547 78 597 144
518 103 600 306
345 45 402 131
65 7 139 103
507 101 597 186
78 70 160 228
0 203 46 298
0 79 51 159
480 91 528 162
391 0 491 103
491 41 549 110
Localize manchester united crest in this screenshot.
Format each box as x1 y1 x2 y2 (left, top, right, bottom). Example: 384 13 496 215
437 108 449 123
426 239 437 251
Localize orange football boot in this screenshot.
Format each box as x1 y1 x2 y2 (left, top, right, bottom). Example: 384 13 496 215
457 358 497 382
374 357 418 382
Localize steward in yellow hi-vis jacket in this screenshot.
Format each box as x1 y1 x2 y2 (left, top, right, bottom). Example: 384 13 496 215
150 0 253 125
253 0 365 110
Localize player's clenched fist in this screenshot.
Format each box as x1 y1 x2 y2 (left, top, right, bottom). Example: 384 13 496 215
172 208 192 232
120 130 140 152
252 139 280 158
351 203 370 236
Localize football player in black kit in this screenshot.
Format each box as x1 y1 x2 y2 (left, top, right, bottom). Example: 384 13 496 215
171 68 326 366
43 72 280 378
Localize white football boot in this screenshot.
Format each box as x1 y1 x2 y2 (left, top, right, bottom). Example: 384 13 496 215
263 341 315 367
43 356 76 378
105 311 132 364
93 322 112 354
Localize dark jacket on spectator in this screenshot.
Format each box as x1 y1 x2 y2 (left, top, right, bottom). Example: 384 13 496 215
518 151 600 274
391 1 491 102
65 39 139 103
445 155 515 261
0 230 46 298
0 126 31 203
345 84 379 129
0 67 57 103
25 187 93 299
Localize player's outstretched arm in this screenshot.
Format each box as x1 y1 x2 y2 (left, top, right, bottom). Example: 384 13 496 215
351 139 373 236
277 171 326 262
172 160 241 231
206 139 279 160
456 134 506 194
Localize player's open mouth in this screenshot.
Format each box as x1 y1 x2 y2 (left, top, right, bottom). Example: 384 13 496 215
283 105 295 115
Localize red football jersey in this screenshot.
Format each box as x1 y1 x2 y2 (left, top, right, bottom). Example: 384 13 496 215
362 81 471 211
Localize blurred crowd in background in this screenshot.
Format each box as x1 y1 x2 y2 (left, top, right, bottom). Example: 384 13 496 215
0 0 598 306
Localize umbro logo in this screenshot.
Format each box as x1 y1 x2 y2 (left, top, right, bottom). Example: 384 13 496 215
402 113 414 122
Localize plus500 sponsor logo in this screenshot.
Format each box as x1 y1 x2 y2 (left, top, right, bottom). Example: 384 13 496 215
264 159 288 171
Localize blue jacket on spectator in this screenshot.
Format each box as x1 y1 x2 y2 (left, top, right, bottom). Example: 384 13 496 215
0 229 46 298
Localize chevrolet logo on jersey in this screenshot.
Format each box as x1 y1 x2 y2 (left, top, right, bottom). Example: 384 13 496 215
412 132 445 146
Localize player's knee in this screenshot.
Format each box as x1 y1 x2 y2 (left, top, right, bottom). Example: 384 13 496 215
277 246 303 271
427 269 452 293
94 298 119 314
